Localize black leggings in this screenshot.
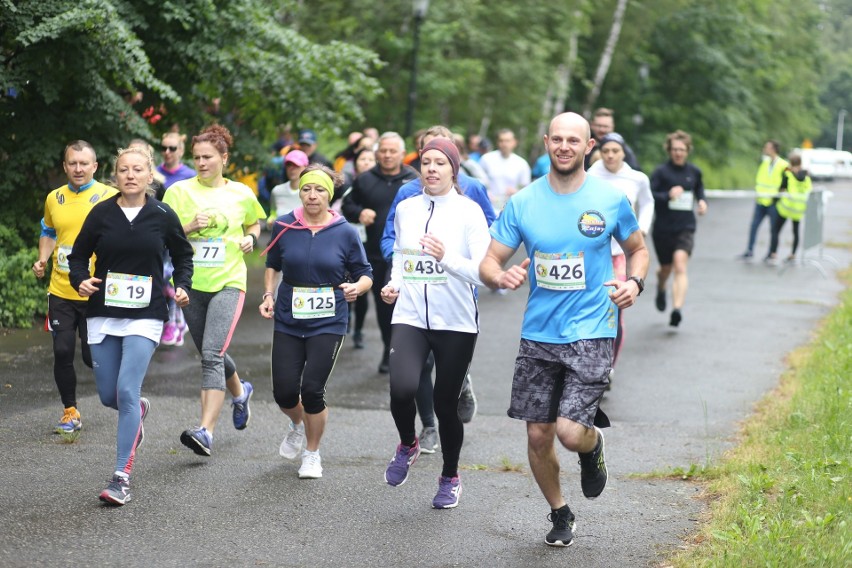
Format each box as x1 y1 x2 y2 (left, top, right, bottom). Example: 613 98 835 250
389 324 477 478
369 258 394 356
48 295 92 408
271 331 344 414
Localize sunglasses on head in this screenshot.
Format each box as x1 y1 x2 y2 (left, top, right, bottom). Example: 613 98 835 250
161 145 178 152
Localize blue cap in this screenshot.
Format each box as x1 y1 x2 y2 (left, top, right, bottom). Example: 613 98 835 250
298 129 318 145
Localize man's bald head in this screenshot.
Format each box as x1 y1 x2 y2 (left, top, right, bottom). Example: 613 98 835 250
549 112 591 143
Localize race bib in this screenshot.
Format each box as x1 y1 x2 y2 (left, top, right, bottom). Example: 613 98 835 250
400 249 447 284
104 272 152 308
190 238 226 267
292 287 336 319
533 251 586 291
56 245 72 273
351 223 367 243
669 191 695 211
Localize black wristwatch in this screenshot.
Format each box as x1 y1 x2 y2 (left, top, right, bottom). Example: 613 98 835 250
627 276 644 295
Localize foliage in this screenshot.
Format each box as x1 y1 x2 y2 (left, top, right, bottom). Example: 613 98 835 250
667 272 852 567
0 248 47 328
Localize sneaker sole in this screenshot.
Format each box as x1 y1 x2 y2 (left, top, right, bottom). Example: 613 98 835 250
234 387 253 431
99 491 130 506
419 445 437 455
432 485 462 509
180 431 211 456
457 391 477 423
298 470 323 479
545 522 576 547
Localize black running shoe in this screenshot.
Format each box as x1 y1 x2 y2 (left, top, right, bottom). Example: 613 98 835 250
578 427 607 499
655 289 666 312
670 309 682 327
545 505 576 547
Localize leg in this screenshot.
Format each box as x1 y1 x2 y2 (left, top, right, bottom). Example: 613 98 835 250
370 258 393 370
790 220 800 256
746 203 769 254
768 213 785 257
271 330 307 425
415 352 436 429
527 422 565 509
431 331 478 478
48 295 83 409
299 334 344 452
671 250 690 310
388 325 431 446
114 335 157 476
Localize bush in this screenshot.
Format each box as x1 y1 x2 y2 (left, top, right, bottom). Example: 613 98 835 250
0 248 48 328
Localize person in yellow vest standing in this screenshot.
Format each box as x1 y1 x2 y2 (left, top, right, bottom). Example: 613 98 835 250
767 153 812 262
740 140 788 260
32 140 118 435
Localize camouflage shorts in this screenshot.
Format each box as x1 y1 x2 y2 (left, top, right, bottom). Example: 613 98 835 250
507 338 613 427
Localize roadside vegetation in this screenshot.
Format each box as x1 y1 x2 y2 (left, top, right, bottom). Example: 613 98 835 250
665 271 851 567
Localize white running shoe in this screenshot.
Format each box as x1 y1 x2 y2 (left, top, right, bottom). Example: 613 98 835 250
298 451 323 479
279 422 306 459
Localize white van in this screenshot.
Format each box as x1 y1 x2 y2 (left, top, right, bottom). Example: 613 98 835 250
797 148 838 181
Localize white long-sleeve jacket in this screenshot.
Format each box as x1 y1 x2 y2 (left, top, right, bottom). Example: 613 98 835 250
588 161 654 255
388 189 490 333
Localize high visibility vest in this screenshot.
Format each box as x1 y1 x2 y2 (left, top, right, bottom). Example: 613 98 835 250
754 157 789 206
776 171 812 221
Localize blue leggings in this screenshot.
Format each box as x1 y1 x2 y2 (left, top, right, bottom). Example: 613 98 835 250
90 335 157 475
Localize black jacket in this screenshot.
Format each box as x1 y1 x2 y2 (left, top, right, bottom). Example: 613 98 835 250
341 164 418 260
68 194 193 321
650 160 705 234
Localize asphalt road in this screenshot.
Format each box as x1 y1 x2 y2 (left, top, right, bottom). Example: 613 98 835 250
1 180 850 567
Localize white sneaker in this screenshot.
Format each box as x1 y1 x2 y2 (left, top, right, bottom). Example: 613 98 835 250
279 422 305 459
298 451 323 479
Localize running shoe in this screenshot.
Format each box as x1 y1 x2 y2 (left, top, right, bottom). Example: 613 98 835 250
737 251 754 261
384 439 420 487
378 351 390 374
545 505 576 547
279 422 306 459
353 331 364 349
55 406 82 434
419 426 439 454
232 380 253 430
160 323 178 346
655 289 666 312
135 397 150 451
670 309 682 327
298 451 323 479
99 474 132 506
174 323 187 347
578 427 607 499
457 374 477 423
180 426 212 457
432 475 462 509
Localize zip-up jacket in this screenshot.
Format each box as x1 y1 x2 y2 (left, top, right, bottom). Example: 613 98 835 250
341 164 418 260
387 190 490 333
68 195 194 321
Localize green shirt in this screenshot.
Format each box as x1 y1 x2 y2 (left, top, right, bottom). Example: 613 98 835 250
164 177 265 292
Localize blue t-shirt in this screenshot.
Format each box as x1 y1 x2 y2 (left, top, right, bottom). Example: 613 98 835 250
265 213 372 337
380 173 496 260
490 175 639 344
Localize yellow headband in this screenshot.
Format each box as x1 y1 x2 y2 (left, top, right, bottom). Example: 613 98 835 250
299 170 334 200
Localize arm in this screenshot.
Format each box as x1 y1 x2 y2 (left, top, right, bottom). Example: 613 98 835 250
694 166 707 215
605 230 650 309
435 209 490 286
339 274 373 303
240 221 261 254
479 238 529 291
381 187 410 260
259 267 282 319
67 212 100 295
635 175 655 234
650 167 672 204
33 235 55 279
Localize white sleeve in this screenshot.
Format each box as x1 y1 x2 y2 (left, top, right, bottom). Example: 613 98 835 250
388 207 404 290
635 173 655 234
438 206 489 287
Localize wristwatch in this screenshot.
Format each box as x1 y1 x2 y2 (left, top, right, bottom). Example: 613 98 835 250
627 276 644 295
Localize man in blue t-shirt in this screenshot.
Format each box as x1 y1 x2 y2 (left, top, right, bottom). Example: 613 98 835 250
479 112 649 548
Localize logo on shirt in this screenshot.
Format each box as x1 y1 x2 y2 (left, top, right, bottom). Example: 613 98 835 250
195 208 230 238
57 193 65 205
107 283 119 297
90 192 102 204
577 210 606 238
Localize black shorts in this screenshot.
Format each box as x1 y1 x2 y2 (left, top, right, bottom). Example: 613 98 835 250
507 338 612 428
652 230 695 265
47 294 88 336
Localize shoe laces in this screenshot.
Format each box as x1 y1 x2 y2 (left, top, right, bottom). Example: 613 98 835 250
392 443 415 466
302 452 321 468
547 506 574 529
61 408 79 422
436 476 459 497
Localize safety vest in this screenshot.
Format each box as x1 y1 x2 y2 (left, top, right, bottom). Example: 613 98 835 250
754 156 789 206
776 171 812 221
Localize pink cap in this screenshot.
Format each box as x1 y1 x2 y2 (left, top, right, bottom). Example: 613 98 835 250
284 149 309 167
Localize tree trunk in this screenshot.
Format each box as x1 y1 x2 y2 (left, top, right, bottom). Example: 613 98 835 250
583 0 629 117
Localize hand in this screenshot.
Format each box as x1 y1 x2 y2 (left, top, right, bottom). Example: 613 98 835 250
604 279 639 309
77 277 102 297
380 285 399 304
259 296 274 319
359 208 377 226
239 234 254 254
339 282 360 303
191 212 210 232
669 185 684 199
419 233 445 261
496 258 530 290
697 199 708 216
32 259 47 279
174 287 190 307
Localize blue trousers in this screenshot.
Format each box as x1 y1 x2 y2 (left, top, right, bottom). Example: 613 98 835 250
746 202 778 254
90 335 157 475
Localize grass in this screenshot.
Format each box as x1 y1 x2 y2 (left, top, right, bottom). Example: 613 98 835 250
664 270 852 567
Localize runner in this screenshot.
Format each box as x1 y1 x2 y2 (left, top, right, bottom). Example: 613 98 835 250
650 130 708 327
380 138 491 509
162 124 266 456
260 165 372 479
33 140 117 435
479 112 649 546
68 146 193 504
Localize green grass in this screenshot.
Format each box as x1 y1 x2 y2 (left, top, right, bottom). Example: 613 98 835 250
666 270 852 567
692 156 756 190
